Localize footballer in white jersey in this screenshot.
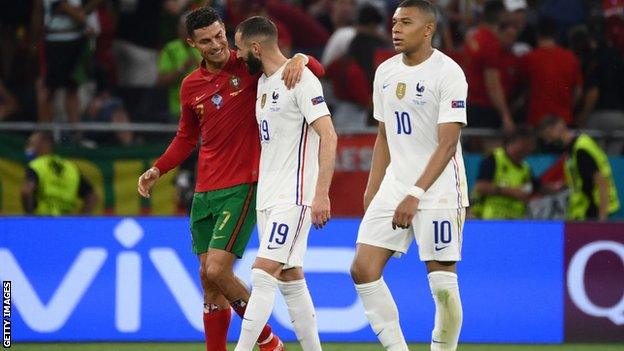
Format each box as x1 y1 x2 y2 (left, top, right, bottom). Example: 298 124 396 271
351 2 467 351
233 16 337 351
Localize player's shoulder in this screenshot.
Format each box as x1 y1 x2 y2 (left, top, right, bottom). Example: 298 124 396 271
375 53 402 78
179 69 203 100
433 50 467 81
294 66 322 91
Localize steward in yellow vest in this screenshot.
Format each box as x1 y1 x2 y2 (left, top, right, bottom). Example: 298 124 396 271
473 127 536 219
21 132 97 215
539 117 619 220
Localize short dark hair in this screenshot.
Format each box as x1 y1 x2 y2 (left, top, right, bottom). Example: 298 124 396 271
236 16 278 42
483 0 506 25
537 16 559 38
185 6 222 37
398 0 437 21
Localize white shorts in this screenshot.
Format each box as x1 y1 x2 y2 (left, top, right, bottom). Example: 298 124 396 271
256 204 311 268
357 181 465 261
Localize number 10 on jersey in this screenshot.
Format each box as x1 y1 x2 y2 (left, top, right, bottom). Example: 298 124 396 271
394 111 412 135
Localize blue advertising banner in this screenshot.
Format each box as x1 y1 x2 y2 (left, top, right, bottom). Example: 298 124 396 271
0 218 564 343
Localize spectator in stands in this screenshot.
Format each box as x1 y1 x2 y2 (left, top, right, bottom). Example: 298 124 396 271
504 0 535 50
21 131 97 215
227 0 329 55
231 0 294 55
539 116 620 221
498 16 525 120
570 25 624 134
157 11 202 120
312 0 357 34
463 0 516 133
39 0 102 124
112 0 180 121
472 126 536 219
0 79 18 121
0 0 39 123
540 0 586 44
326 4 389 131
521 16 583 127
82 91 133 146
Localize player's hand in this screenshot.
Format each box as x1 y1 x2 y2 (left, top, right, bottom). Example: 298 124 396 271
137 167 161 198
311 194 331 229
392 195 419 230
282 55 306 90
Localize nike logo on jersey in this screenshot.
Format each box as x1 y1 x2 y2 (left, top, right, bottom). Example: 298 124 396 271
432 339 446 344
213 235 226 240
267 245 282 250
382 83 391 89
434 245 449 251
195 93 206 101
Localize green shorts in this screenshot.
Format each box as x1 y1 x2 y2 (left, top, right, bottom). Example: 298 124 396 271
190 183 256 258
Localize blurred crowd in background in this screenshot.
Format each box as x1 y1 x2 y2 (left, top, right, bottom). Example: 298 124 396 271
1 0 624 144
1 0 623 220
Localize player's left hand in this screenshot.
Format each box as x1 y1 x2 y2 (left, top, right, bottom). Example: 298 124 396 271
282 55 306 90
311 194 331 229
392 195 419 230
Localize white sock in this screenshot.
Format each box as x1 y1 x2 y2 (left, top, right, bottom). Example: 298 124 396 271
234 269 278 351
279 279 322 351
355 278 408 351
428 271 463 351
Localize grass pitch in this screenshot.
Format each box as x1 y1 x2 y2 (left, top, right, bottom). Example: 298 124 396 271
9 343 624 351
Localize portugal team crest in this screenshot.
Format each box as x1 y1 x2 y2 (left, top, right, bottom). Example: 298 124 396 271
261 93 267 109
230 76 241 89
396 82 406 99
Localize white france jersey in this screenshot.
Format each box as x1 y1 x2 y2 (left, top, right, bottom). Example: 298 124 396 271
255 62 330 210
374 50 469 209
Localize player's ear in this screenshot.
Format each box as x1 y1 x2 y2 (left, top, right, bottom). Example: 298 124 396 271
251 41 261 57
186 37 195 48
424 22 436 37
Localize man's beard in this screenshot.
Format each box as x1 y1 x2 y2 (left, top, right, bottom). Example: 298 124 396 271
246 52 263 75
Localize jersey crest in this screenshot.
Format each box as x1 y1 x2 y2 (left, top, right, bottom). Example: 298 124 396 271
396 82 406 99
261 93 267 109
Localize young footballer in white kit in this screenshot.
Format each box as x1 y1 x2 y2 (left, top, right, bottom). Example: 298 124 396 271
350 1 469 351
233 16 337 351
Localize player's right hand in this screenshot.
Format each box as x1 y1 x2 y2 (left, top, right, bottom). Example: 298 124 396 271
311 194 331 229
137 167 160 198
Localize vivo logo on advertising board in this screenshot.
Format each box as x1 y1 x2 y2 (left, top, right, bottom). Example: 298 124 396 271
0 218 365 337
1 218 567 343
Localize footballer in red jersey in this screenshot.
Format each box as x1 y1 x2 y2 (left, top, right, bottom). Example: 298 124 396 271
137 7 324 351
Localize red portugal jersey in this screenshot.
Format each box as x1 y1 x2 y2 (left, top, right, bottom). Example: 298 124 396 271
522 46 582 126
462 26 502 108
154 49 324 192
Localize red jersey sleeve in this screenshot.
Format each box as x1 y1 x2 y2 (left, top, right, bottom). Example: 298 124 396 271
153 87 199 174
306 55 325 77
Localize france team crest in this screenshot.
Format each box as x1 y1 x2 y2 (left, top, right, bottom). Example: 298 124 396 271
396 82 406 99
